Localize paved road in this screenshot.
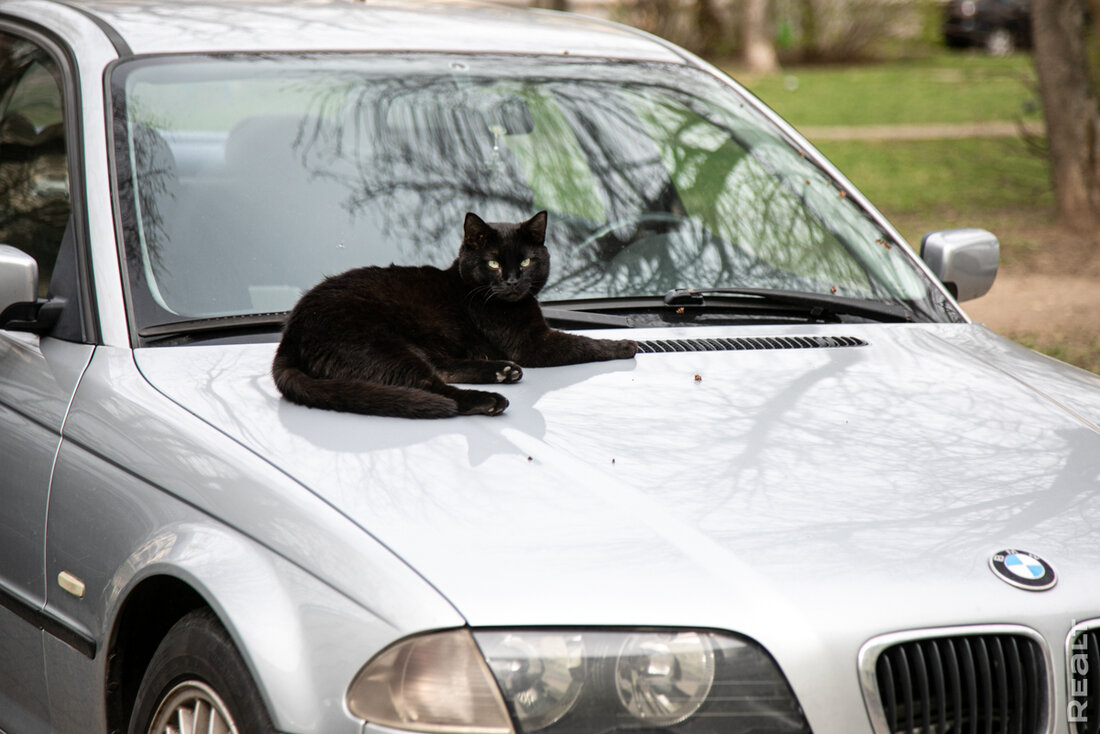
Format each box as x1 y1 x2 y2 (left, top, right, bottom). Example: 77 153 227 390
966 273 1100 337
800 120 1045 141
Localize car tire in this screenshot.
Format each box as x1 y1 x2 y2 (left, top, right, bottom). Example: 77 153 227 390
127 608 275 734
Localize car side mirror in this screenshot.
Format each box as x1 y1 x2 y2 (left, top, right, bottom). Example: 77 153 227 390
0 245 62 333
920 228 999 302
0 245 39 321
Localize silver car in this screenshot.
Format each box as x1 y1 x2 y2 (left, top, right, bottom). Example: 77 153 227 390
1 1 1098 734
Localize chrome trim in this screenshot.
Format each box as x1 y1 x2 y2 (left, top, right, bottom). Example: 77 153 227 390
1066 618 1100 734
857 624 1054 734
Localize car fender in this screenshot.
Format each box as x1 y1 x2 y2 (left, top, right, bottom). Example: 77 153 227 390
110 521 396 734
43 347 465 734
46 435 454 734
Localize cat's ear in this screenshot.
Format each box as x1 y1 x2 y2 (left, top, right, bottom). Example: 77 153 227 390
464 212 492 248
524 210 548 244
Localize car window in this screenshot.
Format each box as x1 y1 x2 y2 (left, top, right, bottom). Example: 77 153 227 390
111 54 953 331
0 34 69 295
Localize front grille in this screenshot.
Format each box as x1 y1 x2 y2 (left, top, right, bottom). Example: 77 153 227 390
636 334 867 354
1070 624 1100 734
866 632 1046 734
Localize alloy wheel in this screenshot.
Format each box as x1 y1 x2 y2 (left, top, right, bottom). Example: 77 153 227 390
146 680 239 734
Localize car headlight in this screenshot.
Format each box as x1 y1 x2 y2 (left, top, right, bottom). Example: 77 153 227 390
477 631 586 730
346 628 512 733
612 631 715 726
347 629 809 734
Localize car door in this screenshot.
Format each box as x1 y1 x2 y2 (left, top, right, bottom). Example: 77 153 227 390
0 26 94 734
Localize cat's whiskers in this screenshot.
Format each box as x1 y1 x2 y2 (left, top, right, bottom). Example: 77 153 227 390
464 283 496 306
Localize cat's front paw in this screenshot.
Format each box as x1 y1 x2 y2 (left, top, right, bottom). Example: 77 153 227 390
612 339 638 359
497 362 523 383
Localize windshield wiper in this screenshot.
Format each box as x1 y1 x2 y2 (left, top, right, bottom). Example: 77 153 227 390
540 306 639 328
542 288 915 328
139 290 909 343
138 312 288 344
662 287 915 323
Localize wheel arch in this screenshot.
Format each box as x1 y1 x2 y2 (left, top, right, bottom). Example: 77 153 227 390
99 523 414 734
105 574 208 734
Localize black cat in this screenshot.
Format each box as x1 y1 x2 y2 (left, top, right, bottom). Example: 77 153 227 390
272 211 637 418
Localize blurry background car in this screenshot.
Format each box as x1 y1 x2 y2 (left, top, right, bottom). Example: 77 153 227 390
943 0 1031 55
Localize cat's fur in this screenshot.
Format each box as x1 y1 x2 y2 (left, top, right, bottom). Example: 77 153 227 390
272 211 637 418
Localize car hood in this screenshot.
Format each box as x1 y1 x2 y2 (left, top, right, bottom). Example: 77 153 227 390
134 323 1100 646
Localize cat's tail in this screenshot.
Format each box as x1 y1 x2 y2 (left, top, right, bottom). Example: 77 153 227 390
272 351 459 418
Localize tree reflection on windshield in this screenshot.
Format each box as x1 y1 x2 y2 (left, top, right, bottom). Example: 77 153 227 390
112 54 944 327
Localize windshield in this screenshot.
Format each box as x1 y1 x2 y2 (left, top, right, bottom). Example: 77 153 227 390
111 53 956 333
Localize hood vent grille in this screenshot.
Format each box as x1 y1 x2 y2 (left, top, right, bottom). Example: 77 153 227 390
636 335 867 354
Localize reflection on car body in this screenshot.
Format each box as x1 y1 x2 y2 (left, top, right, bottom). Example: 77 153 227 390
1 2 1100 734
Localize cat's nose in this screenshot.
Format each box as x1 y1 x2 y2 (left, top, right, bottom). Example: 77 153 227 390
499 281 524 300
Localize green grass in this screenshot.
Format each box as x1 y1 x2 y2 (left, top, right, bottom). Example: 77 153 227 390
735 52 1100 375
815 137 1052 216
732 51 1054 254
814 137 1053 258
734 52 1041 127
1013 333 1100 376
814 137 1053 277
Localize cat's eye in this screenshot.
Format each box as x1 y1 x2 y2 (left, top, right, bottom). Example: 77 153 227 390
520 258 532 268
487 260 501 270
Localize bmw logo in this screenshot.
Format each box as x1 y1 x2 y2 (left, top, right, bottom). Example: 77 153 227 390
990 549 1056 591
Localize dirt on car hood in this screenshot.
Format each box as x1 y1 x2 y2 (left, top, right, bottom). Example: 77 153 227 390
134 322 1100 651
